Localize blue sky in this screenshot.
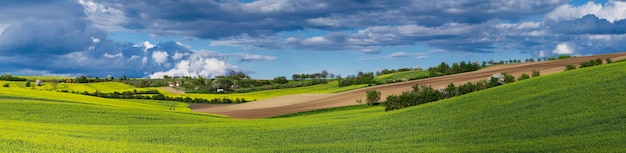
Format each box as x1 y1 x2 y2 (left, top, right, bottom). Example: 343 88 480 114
1 0 625 79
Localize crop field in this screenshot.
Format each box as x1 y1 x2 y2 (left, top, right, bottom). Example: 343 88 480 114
374 70 429 83
156 80 366 101
1 60 625 152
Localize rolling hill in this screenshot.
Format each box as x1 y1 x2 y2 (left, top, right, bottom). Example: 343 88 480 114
194 52 626 118
1 53 626 152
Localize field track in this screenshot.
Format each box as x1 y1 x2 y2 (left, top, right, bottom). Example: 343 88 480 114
191 52 626 118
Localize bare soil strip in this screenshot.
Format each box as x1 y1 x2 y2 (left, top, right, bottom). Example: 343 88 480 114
191 52 626 119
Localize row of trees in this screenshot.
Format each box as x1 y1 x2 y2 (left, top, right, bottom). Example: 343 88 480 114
66 89 249 104
427 61 482 77
291 70 334 81
0 74 26 81
383 71 539 111
567 58 613 71
338 71 375 87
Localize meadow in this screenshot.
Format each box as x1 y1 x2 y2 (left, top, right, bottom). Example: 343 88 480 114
373 70 429 83
1 58 625 152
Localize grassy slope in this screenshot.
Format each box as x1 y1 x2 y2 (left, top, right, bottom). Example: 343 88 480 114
374 70 429 83
1 62 626 152
155 80 365 100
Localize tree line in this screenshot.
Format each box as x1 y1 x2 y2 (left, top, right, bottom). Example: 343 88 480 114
59 89 250 104
380 71 540 111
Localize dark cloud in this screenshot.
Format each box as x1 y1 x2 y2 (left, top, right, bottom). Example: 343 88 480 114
87 0 566 39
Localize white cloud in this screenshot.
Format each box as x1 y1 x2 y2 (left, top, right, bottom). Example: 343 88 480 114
546 1 626 22
172 51 187 60
152 51 169 65
149 52 233 79
142 41 155 50
358 52 426 60
552 43 574 55
103 52 123 58
78 0 128 31
234 53 277 62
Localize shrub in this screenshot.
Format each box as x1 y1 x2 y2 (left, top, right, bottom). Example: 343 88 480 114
532 69 540 77
517 73 529 81
606 58 613 64
565 64 577 71
366 90 381 105
502 73 515 84
25 81 31 87
2 83 8 87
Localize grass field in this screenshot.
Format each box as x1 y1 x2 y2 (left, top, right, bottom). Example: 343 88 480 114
374 70 429 83
1 62 626 152
155 80 365 101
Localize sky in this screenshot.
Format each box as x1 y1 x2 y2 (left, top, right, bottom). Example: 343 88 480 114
1 0 625 79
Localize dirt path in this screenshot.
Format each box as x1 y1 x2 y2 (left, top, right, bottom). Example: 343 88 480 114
159 87 185 94
191 52 626 119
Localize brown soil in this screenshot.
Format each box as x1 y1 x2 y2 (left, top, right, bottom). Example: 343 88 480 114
159 87 185 94
191 52 626 119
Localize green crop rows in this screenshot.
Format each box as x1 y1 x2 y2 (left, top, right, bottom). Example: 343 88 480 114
1 62 626 152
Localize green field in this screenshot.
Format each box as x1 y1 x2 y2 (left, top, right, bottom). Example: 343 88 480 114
374 70 429 83
1 62 626 152
154 80 365 101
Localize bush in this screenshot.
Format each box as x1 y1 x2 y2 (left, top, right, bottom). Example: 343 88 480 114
2 83 8 87
606 58 613 64
502 73 515 84
518 73 530 81
366 90 381 105
25 81 31 87
565 64 577 71
532 69 540 77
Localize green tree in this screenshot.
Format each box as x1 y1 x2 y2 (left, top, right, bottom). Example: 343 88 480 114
532 69 540 77
2 83 8 87
25 81 31 87
366 90 381 106
565 64 577 71
518 73 530 81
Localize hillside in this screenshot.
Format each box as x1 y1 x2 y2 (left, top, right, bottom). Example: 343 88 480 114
194 52 626 118
1 54 626 152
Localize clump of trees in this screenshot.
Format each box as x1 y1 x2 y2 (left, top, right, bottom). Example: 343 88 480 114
427 61 481 77
338 72 375 87
0 74 26 81
272 76 289 84
579 58 604 68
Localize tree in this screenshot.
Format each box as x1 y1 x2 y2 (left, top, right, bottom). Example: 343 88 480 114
532 69 540 77
606 58 613 63
444 83 458 98
291 74 301 81
502 73 515 84
2 83 8 88
25 81 31 87
565 64 576 71
365 90 381 105
321 70 329 79
272 76 289 84
518 73 530 81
